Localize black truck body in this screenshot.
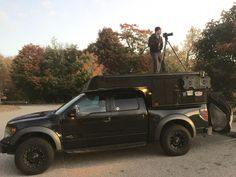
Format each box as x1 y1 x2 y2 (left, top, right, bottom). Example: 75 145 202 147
84 72 211 107
0 72 233 175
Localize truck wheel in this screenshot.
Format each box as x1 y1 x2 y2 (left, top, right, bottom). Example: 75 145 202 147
161 124 191 156
15 137 54 175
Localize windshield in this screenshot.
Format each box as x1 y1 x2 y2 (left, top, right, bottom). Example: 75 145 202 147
55 94 84 115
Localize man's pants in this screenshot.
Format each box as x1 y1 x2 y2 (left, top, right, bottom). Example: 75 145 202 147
151 52 162 73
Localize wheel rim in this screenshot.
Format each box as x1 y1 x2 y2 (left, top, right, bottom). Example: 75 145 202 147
23 146 46 169
169 130 188 151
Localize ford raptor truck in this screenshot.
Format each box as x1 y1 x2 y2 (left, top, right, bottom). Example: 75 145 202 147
0 72 233 175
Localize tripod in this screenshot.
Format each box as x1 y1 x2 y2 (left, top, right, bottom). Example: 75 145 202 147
161 36 187 72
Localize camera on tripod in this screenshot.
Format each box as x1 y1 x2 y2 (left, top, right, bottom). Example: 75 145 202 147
163 32 173 38
161 32 187 72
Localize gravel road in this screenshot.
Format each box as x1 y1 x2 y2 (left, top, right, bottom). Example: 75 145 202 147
0 105 236 177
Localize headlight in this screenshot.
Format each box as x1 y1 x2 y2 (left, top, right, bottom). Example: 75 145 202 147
4 126 17 138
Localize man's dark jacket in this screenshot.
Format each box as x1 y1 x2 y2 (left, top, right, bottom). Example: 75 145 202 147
148 34 163 53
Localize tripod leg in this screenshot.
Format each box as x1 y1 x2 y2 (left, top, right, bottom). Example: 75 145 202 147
167 41 187 71
161 39 168 73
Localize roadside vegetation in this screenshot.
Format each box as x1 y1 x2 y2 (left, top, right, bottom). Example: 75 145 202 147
0 5 236 103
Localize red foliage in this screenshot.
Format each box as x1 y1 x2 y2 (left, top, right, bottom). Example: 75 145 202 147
12 44 45 90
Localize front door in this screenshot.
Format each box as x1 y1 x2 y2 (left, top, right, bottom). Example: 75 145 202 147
61 93 113 150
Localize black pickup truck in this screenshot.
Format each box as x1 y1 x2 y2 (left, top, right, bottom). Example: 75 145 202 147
0 72 233 175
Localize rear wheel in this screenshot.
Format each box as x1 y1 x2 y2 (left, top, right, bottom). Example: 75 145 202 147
15 138 54 175
161 124 191 156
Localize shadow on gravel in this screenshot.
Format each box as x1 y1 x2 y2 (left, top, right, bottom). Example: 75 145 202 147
53 143 164 170
225 131 236 139
0 143 164 176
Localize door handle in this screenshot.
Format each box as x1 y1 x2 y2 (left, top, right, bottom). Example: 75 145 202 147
103 117 111 123
139 114 146 119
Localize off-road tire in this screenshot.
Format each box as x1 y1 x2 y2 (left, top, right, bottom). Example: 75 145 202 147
15 137 54 175
161 124 191 156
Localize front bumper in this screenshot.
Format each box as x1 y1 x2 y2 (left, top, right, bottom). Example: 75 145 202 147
0 142 7 153
0 138 14 154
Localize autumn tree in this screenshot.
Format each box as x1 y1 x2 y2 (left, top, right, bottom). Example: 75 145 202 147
194 5 236 99
0 55 13 101
11 41 100 102
160 27 201 73
119 23 152 55
41 42 90 102
0 58 5 103
11 44 44 101
182 27 202 70
163 45 186 72
90 28 132 74
87 25 155 74
119 23 153 73
0 56 8 92
80 52 104 76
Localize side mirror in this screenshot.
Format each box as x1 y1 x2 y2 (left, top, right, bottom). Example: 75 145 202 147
67 109 77 119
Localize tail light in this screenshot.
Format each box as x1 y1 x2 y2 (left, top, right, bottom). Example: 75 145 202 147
199 107 208 121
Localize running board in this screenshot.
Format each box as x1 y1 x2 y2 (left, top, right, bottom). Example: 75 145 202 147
65 142 147 154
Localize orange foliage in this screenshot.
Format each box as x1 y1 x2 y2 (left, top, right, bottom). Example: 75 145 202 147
82 52 104 76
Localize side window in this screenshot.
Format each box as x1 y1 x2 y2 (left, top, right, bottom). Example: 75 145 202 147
113 93 139 111
74 94 106 115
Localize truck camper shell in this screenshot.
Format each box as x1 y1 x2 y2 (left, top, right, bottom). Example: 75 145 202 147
83 72 211 107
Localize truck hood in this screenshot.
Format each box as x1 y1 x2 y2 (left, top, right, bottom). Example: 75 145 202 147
8 110 55 124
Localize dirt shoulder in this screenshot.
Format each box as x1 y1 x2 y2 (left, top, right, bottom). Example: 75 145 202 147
0 105 20 112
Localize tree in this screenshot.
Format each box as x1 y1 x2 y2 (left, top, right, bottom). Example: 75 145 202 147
133 54 153 73
80 52 104 76
119 23 152 55
182 27 201 70
89 25 155 74
164 45 187 72
11 44 44 101
0 56 6 92
41 42 89 102
194 5 236 99
11 41 98 102
0 55 13 101
0 56 9 101
92 28 131 74
161 27 201 73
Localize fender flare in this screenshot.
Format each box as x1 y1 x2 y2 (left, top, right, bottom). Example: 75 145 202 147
11 126 62 151
155 114 196 141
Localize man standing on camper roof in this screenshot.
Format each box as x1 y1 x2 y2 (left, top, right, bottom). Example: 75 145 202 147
148 27 163 73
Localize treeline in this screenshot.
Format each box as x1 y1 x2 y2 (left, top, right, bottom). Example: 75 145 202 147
1 43 102 102
195 5 236 99
0 5 236 102
1 24 155 103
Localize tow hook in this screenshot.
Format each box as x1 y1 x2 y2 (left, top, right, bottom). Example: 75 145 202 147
206 126 212 135
202 126 212 137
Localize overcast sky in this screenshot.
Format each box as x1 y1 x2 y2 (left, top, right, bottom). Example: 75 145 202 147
0 0 235 56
